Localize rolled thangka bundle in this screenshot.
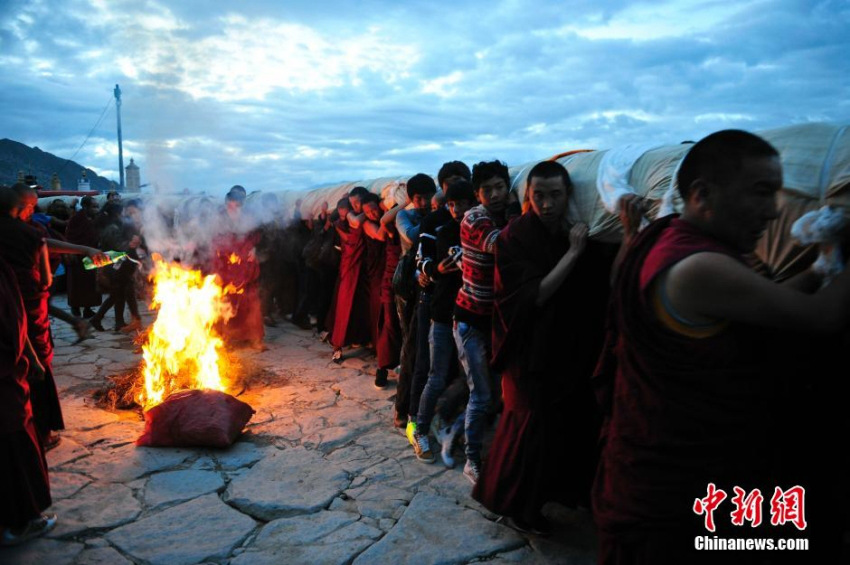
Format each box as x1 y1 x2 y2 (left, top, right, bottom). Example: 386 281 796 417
292 176 412 219
502 122 850 280
193 122 848 281
85 122 849 282
507 145 690 243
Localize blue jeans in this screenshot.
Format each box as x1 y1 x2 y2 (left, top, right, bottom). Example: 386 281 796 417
453 320 491 463
416 321 454 431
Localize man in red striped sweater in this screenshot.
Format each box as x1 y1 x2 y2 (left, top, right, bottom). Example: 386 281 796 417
453 160 520 485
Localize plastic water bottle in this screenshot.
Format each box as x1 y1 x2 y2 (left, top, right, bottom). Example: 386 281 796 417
82 251 128 270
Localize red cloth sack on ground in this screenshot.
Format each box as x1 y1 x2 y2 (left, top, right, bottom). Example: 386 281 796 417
136 389 255 448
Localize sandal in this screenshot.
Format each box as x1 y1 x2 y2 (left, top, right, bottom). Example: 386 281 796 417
332 349 344 364
0 514 58 546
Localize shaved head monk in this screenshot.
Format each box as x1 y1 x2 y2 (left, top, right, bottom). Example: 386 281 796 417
593 130 850 564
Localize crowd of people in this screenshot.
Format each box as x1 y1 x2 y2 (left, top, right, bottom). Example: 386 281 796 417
0 184 151 545
2 129 848 563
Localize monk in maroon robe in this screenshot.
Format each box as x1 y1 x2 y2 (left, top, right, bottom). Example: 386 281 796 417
361 194 388 350
593 130 850 564
0 253 55 544
212 190 264 348
211 230 263 348
0 187 64 449
326 189 372 362
375 220 402 388
473 161 614 534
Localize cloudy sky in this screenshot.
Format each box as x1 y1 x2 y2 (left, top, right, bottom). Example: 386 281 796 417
1 0 848 194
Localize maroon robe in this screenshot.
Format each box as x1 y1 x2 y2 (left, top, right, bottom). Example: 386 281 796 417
376 230 402 369
65 211 101 308
0 257 52 529
326 219 371 349
363 223 386 349
473 212 613 519
592 216 778 563
0 217 64 438
212 231 264 345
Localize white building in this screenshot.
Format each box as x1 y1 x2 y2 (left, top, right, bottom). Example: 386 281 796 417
78 170 90 191
126 158 140 192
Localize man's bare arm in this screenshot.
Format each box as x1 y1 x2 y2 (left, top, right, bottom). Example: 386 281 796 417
39 243 53 290
780 267 823 293
348 212 365 230
381 204 402 227
666 252 850 332
46 238 100 257
363 220 386 241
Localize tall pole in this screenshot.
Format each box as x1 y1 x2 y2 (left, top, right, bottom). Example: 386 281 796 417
114 84 125 190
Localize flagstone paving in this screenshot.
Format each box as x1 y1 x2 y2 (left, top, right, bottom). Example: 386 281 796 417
1 296 597 565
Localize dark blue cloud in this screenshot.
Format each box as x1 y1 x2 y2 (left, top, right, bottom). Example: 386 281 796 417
1 0 848 192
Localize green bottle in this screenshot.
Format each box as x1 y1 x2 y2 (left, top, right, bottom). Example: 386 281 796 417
83 250 128 270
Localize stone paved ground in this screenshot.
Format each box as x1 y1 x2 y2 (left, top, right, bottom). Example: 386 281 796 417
2 295 597 565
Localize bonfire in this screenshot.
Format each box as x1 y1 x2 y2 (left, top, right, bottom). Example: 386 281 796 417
92 254 257 447
136 255 240 409
96 254 244 411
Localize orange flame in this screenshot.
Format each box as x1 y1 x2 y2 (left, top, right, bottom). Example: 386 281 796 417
229 252 241 264
137 257 235 410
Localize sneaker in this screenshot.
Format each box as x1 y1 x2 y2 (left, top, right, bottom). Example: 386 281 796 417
463 459 480 486
435 424 456 469
412 430 435 463
405 420 416 446
374 368 388 389
0 514 58 546
332 349 343 364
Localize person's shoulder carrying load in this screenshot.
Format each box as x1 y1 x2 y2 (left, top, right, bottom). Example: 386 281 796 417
507 143 685 242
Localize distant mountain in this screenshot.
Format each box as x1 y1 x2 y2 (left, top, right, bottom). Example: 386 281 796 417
0 138 117 193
